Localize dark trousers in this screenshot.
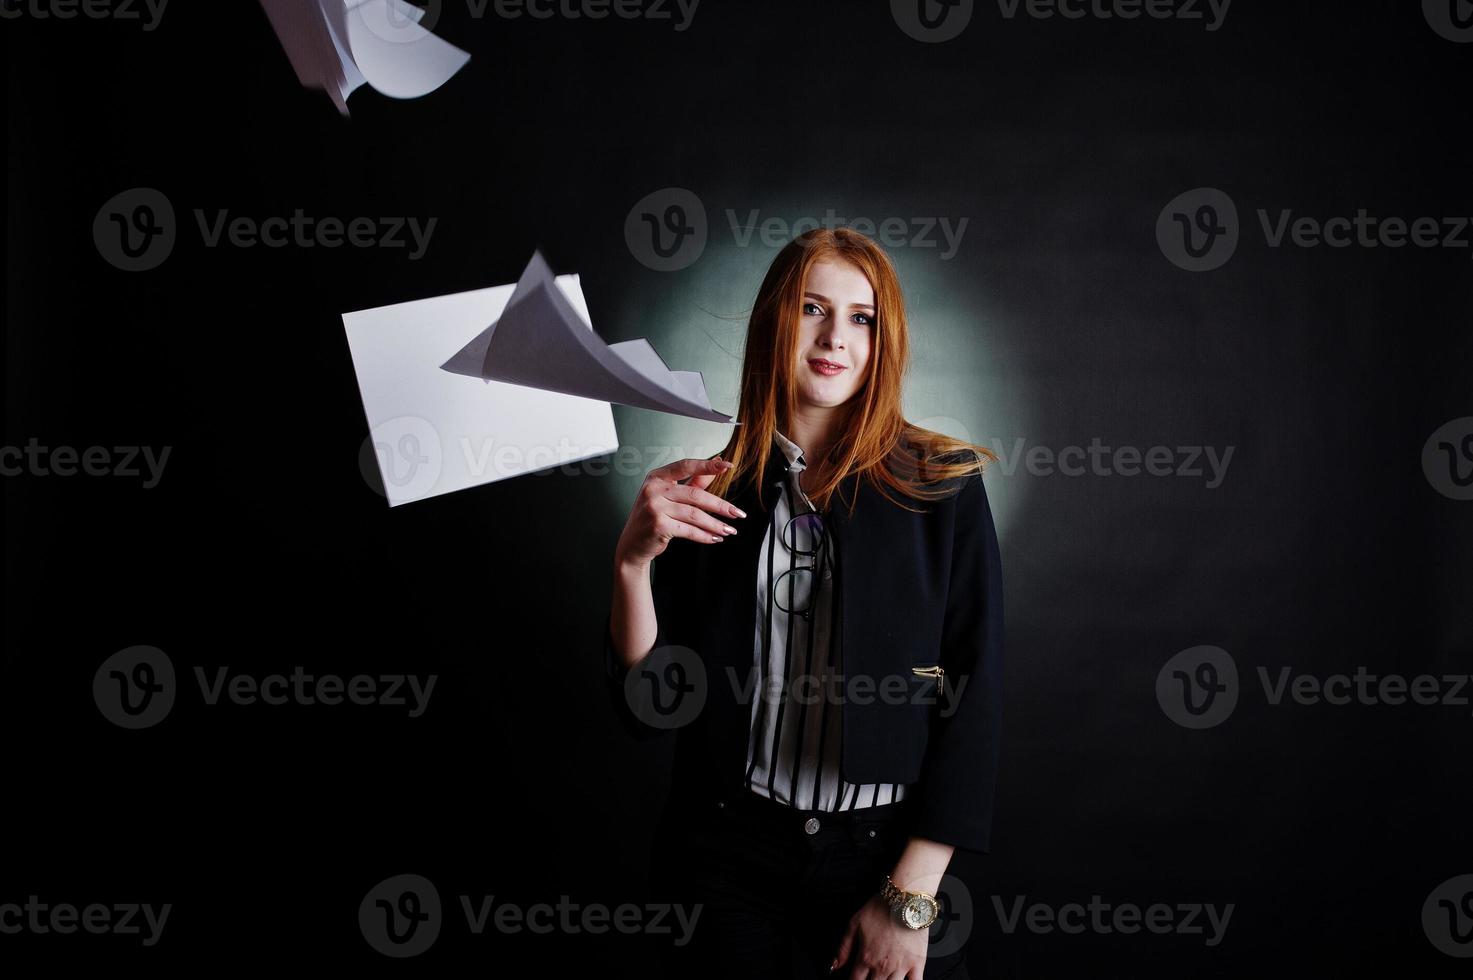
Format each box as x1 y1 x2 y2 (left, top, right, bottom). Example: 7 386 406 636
647 788 971 979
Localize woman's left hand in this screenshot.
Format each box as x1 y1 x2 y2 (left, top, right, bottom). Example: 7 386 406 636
830 892 930 978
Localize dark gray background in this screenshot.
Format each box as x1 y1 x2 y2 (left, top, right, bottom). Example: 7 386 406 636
4 0 1470 973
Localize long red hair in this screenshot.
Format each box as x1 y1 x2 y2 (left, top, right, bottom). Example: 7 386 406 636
706 227 995 515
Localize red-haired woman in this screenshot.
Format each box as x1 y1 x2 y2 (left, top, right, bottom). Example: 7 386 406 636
605 227 1002 979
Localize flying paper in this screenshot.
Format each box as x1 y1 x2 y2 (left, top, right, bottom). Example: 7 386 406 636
343 274 620 507
440 251 736 425
344 253 735 507
259 0 470 115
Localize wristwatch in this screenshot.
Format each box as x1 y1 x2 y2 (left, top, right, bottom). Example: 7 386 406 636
880 875 939 930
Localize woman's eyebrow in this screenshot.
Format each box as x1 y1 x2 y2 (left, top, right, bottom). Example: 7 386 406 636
803 290 876 312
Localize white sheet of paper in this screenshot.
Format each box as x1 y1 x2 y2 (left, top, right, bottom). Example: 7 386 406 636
440 251 737 424
343 275 618 507
259 0 470 115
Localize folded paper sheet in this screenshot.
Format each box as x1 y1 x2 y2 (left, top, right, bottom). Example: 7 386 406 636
259 0 470 115
343 275 619 507
440 251 736 425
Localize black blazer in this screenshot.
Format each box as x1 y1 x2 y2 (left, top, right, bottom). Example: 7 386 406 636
602 437 1004 855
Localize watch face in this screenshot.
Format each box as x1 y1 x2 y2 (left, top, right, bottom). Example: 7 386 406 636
902 895 939 929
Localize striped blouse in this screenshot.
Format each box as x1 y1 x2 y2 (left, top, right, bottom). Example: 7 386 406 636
743 429 911 811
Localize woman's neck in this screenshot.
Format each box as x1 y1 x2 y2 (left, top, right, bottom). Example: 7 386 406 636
785 406 844 466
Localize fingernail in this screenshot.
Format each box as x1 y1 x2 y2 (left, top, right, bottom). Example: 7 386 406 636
722 525 737 535
732 507 747 518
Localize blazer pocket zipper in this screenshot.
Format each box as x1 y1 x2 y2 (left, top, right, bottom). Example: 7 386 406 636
911 665 945 680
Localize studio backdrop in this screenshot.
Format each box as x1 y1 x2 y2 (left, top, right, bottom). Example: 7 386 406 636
3 0 1470 974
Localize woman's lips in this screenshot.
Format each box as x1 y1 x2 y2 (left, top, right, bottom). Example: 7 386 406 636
808 359 846 376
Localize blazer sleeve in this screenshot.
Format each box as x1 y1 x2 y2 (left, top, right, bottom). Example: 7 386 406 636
600 536 695 741
906 468 1005 855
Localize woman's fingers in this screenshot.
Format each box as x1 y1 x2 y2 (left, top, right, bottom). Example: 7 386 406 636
653 513 732 545
647 456 744 516
631 457 741 552
661 501 737 538
664 482 747 520
652 455 730 485
640 479 736 537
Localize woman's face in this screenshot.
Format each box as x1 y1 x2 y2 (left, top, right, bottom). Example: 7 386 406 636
794 257 875 410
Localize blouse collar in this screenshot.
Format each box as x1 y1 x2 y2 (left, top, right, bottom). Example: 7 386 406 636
772 429 808 473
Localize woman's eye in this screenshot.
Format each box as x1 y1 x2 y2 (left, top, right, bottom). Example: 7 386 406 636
803 302 823 316
852 313 873 326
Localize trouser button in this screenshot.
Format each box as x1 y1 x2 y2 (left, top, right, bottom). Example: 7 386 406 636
804 817 821 835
